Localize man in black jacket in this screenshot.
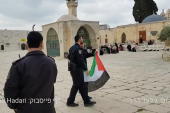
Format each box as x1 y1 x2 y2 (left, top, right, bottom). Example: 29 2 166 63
67 35 96 107
4 31 57 113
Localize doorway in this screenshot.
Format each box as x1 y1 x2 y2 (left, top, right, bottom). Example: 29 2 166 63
121 33 126 43
1 45 4 50
46 28 60 57
139 31 146 43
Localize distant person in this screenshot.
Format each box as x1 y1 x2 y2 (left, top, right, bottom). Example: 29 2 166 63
127 44 131 51
119 44 123 51
111 45 117 54
131 43 136 52
115 42 119 53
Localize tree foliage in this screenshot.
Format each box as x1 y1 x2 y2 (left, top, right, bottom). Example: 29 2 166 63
133 0 158 23
158 26 170 42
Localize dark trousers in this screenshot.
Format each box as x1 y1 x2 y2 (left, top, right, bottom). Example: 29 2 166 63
67 69 90 104
78 82 88 97
84 82 88 95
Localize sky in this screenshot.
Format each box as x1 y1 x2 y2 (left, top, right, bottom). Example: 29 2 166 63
0 0 169 31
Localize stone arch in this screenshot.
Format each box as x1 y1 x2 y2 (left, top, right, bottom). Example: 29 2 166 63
121 33 126 43
46 28 60 56
77 24 97 49
77 26 89 39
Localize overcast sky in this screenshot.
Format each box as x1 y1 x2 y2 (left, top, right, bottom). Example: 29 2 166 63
0 0 169 31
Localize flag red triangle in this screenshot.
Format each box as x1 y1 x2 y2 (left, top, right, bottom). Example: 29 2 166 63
95 51 106 71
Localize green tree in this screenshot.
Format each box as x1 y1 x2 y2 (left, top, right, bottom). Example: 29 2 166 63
133 0 158 23
158 26 170 42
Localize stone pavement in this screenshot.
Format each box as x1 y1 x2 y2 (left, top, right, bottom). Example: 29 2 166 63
0 50 170 113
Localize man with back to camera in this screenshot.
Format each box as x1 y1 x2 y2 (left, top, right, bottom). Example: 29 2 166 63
67 34 96 107
4 31 57 113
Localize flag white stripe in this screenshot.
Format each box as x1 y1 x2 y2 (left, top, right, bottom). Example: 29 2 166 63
84 65 103 82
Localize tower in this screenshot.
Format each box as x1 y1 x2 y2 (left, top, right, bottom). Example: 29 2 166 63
67 0 78 17
160 9 165 18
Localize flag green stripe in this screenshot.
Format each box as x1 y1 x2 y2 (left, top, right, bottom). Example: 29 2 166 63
89 53 97 77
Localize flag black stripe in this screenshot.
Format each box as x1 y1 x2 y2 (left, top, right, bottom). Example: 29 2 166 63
88 71 110 92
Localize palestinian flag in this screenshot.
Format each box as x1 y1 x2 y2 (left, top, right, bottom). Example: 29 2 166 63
84 51 110 92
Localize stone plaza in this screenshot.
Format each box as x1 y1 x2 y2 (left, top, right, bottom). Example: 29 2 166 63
0 50 170 113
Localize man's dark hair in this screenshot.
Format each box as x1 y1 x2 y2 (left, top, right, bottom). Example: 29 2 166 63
27 31 43 48
74 34 81 42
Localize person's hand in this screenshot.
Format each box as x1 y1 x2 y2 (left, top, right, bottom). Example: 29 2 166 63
85 70 89 76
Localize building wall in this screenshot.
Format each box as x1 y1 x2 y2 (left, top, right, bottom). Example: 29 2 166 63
99 29 115 45
99 20 170 45
0 30 30 51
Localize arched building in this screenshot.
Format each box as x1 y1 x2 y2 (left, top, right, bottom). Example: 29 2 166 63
99 12 170 45
42 0 99 57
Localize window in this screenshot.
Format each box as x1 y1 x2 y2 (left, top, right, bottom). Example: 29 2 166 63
150 31 158 36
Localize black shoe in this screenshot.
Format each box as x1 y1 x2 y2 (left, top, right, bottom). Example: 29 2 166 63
84 101 96 107
67 103 79 107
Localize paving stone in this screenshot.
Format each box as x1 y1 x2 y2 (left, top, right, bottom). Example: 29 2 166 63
137 89 161 95
144 104 170 113
103 94 125 100
134 110 156 113
130 88 143 92
114 90 145 98
136 95 165 104
57 105 101 113
120 98 151 108
157 93 170 99
160 102 170 108
139 84 164 91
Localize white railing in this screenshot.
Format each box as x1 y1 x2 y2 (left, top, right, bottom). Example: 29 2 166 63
137 45 165 51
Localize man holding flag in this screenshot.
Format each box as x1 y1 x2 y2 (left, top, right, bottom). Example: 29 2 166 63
67 35 96 107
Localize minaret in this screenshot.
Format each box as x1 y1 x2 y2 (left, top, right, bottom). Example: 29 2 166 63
160 9 165 18
162 9 164 13
67 0 78 17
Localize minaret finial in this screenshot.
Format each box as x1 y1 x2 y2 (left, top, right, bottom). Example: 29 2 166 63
67 0 78 17
32 24 35 31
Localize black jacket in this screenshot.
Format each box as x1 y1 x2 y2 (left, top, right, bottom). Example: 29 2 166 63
68 43 88 71
82 49 94 65
4 51 57 113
